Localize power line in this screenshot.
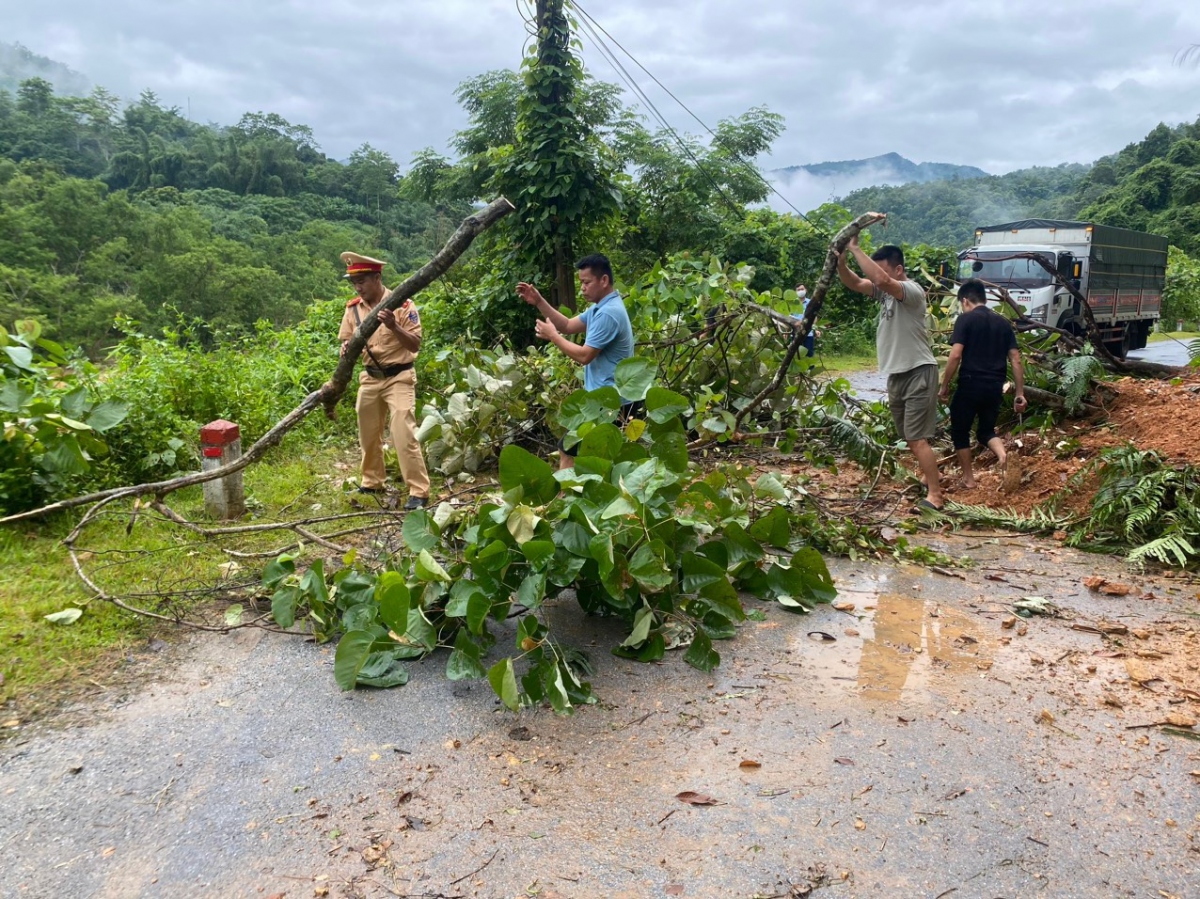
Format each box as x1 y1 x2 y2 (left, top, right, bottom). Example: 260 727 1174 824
568 10 748 218
567 0 824 233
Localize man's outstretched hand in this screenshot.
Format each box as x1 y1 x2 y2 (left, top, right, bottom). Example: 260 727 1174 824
516 282 544 307
534 319 560 342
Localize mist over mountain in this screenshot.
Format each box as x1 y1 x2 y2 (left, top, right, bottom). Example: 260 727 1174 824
769 152 989 213
0 43 90 97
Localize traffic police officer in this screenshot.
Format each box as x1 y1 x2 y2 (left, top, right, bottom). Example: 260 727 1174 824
337 252 430 509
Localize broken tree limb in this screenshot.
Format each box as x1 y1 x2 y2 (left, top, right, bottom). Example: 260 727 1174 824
995 253 1186 378
701 211 885 446
1023 384 1102 416
0 197 515 526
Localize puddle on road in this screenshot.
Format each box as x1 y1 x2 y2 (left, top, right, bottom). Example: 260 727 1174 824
795 573 1000 704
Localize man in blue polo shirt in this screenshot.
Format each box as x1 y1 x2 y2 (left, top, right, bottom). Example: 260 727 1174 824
517 253 635 469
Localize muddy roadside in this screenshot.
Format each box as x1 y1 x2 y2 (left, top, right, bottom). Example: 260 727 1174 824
1 534 1197 899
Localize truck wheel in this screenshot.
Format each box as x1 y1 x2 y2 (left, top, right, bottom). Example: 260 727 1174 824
1135 321 1150 350
1119 323 1135 358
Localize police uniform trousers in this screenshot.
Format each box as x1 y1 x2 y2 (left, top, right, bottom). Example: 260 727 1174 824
355 368 430 496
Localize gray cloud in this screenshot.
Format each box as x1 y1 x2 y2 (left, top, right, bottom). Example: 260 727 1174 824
4 0 1199 185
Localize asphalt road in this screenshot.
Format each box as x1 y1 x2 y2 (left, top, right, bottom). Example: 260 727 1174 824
2 536 1197 898
1128 338 1193 367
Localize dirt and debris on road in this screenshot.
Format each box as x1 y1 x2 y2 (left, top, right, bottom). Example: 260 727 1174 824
927 374 1200 515
1 535 1196 899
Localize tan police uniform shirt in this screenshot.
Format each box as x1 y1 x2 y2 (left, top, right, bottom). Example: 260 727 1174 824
338 296 423 368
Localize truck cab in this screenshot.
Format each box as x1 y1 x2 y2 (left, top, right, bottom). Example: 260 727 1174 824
958 220 1167 357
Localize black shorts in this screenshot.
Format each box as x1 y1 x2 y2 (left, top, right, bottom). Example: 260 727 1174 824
559 401 644 457
949 380 1003 451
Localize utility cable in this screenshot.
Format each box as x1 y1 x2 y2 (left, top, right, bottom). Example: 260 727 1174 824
569 10 748 218
567 0 825 234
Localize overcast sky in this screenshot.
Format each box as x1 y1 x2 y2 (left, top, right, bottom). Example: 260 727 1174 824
5 0 1200 205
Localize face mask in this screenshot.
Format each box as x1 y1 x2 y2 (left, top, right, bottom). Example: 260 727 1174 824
797 289 807 299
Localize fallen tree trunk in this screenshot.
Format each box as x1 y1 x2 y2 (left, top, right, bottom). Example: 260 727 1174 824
1 197 515 526
1023 384 1102 416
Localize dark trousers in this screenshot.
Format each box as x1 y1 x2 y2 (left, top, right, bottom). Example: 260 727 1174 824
949 379 1002 451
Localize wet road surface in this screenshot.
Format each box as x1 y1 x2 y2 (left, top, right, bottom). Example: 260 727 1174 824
1 536 1197 898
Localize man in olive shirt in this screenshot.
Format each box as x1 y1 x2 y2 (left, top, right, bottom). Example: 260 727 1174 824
838 231 944 510
337 252 430 509
938 279 1028 489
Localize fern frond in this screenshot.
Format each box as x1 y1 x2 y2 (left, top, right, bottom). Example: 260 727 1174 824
811 409 890 468
1127 533 1196 568
944 502 1068 532
1056 354 1107 414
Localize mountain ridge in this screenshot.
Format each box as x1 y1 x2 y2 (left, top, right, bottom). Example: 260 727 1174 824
774 151 989 184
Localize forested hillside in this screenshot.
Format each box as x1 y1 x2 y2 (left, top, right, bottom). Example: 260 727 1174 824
1078 121 1200 256
838 114 1200 257
838 164 1089 246
0 77 471 350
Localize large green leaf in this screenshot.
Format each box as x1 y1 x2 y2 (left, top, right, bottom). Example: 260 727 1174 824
720 523 766 567
681 552 727 593
0 381 28 413
85 401 129 434
376 572 411 633
754 472 788 501
4 345 34 371
356 651 410 688
498 444 558 506
629 540 673 593
621 607 655 647
466 591 491 634
645 386 690 423
447 630 487 681
521 539 556 566
684 628 720 672
488 658 520 711
403 607 438 652
516 571 547 610
334 630 375 690
271 586 299 629
578 422 623 460
402 510 441 553
558 386 621 430
555 521 593 557
789 547 838 603
60 387 89 419
748 505 792 549
589 533 615 577
446 579 484 618
601 496 638 519
415 549 451 583
649 431 689 473
262 554 296 589
40 436 88 475
614 356 656 402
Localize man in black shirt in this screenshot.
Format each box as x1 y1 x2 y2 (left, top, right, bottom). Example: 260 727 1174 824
938 280 1028 489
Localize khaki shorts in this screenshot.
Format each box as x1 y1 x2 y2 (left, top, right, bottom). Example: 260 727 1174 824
886 363 938 442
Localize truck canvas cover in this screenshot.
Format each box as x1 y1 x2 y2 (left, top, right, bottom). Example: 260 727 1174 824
975 219 1167 292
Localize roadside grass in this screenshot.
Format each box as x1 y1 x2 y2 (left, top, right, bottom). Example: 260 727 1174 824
1148 331 1199 344
0 441 357 721
811 351 877 375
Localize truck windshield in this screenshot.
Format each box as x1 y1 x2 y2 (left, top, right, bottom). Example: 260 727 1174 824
958 253 1056 289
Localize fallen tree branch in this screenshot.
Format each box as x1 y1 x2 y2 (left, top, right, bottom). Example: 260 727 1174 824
0 198 515 526
1022 384 1102 416
689 211 887 450
986 253 1186 378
